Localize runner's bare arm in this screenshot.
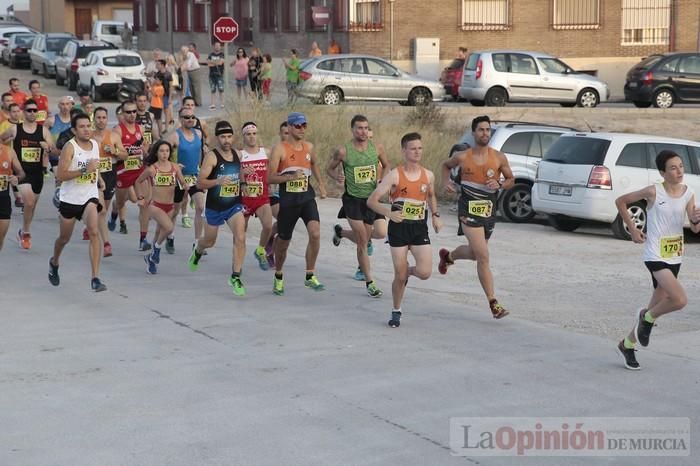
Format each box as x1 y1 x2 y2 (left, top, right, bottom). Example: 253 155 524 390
150 113 161 141
497 151 515 190
174 164 187 188
326 145 346 183
441 151 464 193
367 168 401 222
376 142 391 172
196 151 222 190
55 142 78 181
134 166 154 203
111 131 128 161
10 148 25 183
309 144 327 198
615 185 655 243
0 125 17 144
686 194 700 234
427 170 443 233
166 130 179 149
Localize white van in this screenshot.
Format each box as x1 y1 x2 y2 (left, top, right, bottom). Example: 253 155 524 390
92 21 132 48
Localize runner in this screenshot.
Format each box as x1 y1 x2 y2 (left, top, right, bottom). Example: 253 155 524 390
177 96 209 226
48 112 107 292
112 100 151 250
367 132 442 327
167 107 204 253
327 115 390 297
135 92 160 147
0 99 52 249
0 103 22 209
28 80 49 124
45 96 74 174
187 121 248 296
438 115 515 319
263 121 289 268
8 78 27 108
0 92 13 122
0 140 24 251
267 112 327 295
615 150 700 370
135 140 186 274
239 121 274 270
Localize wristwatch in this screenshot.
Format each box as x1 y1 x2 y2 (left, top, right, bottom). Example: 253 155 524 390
80 166 88 174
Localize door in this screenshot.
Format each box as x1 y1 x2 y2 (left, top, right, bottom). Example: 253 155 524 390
506 53 541 101
75 9 92 40
536 57 577 102
363 58 403 100
614 143 652 195
674 55 700 101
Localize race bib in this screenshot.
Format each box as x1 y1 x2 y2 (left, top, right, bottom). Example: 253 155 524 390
660 235 683 259
36 110 47 121
21 147 41 163
402 201 426 221
76 171 97 184
99 158 112 173
245 181 264 197
154 173 174 186
468 200 493 218
286 177 308 193
183 175 198 187
125 156 142 171
353 164 376 184
0 175 8 191
143 132 152 144
220 181 240 197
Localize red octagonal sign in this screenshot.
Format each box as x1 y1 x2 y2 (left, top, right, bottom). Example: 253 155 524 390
213 16 239 43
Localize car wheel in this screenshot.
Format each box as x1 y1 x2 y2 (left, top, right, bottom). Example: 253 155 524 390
398 101 409 106
90 81 102 103
560 102 576 108
55 71 64 86
576 88 599 108
68 73 77 91
485 87 507 106
42 64 49 77
633 100 652 108
408 87 431 106
470 100 485 107
612 202 647 240
653 89 675 108
547 215 581 232
320 86 342 105
500 183 536 223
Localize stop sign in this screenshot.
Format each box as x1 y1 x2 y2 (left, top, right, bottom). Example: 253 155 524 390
213 17 239 43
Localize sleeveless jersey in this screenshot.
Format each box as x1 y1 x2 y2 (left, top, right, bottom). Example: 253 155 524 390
95 130 117 174
0 144 13 192
277 141 314 205
34 94 49 124
50 115 72 143
59 139 99 205
460 147 502 193
136 112 154 145
343 140 379 199
390 166 430 223
14 122 45 173
176 128 202 183
117 122 144 174
152 162 177 188
205 149 241 211
643 183 695 265
241 147 269 200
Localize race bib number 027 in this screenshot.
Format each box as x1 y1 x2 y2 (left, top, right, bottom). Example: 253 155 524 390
402 201 426 221
468 200 493 218
660 235 683 259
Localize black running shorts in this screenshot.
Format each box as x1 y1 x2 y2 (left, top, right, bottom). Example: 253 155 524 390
0 192 10 219
338 193 377 225
19 170 44 195
277 199 320 241
388 221 430 248
644 261 681 289
59 198 101 221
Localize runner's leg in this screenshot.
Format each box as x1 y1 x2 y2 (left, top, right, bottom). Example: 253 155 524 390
0 219 8 251
83 202 101 279
226 211 246 275
390 246 410 310
52 215 77 266
18 184 36 233
305 220 321 272
348 218 372 281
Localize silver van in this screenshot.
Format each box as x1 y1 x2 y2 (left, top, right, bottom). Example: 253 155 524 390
458 50 609 107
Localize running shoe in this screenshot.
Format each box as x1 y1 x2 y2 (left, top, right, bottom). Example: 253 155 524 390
17 229 31 250
192 241 207 256
617 340 640 370
107 215 117 232
354 267 366 281
82 227 89 241
332 224 342 246
388 311 402 328
166 237 175 254
48 258 60 286
139 239 152 252
634 308 654 347
187 246 201 272
366 281 383 298
254 246 269 270
91 277 107 292
103 243 113 257
438 248 453 275
119 222 128 235
229 276 246 296
489 299 510 319
181 215 193 228
144 253 157 274
367 240 374 256
304 275 325 291
273 276 285 295
265 237 275 268
151 246 161 265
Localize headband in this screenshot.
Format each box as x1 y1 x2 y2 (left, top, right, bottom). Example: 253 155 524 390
242 123 257 134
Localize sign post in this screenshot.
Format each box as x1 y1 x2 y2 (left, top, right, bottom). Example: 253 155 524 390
212 16 240 98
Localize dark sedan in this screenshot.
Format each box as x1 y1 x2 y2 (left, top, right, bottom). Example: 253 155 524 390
2 32 35 68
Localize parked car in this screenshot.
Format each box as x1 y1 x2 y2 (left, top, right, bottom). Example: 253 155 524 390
78 49 144 102
532 132 700 239
55 39 116 90
458 50 610 107
29 32 74 77
297 54 445 106
440 58 465 100
92 20 132 48
624 52 700 109
0 25 35 58
1 32 35 68
455 121 577 222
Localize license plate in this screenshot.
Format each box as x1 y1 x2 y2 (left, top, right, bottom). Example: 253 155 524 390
628 82 638 88
549 184 572 196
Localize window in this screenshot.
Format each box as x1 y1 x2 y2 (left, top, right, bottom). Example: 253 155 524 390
145 0 158 32
658 56 680 73
538 57 573 74
282 0 299 32
509 54 538 75
232 1 253 43
103 55 142 67
349 0 382 31
306 0 327 32
621 0 670 46
133 0 142 32
501 133 533 156
173 0 190 32
465 53 480 71
492 53 507 72
552 0 599 30
650 144 691 170
320 58 362 73
617 143 648 168
260 0 278 32
47 38 69 52
679 56 700 75
543 137 611 165
538 133 561 158
193 0 208 32
365 58 395 76
462 0 510 31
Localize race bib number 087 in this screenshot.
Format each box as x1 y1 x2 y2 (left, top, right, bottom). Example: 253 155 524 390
0 175 8 191
468 200 493 218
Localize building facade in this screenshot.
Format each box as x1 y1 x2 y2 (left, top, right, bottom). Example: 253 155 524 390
28 0 133 39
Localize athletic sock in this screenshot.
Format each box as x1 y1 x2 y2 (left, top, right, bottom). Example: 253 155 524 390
623 337 635 349
305 271 314 280
275 272 283 280
155 240 164 248
140 231 147 242
231 271 240 279
644 311 655 324
119 220 126 226
110 211 118 220
366 281 372 287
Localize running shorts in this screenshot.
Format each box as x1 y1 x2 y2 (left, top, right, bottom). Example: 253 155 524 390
276 199 320 241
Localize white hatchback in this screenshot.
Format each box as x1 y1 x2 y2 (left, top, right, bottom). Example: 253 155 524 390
532 132 700 239
78 49 144 102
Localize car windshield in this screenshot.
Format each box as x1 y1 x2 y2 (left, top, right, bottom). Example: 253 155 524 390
447 58 464 70
101 24 125 34
47 37 69 52
537 57 573 74
636 55 663 69
78 46 111 59
14 35 34 47
103 55 141 67
543 136 611 165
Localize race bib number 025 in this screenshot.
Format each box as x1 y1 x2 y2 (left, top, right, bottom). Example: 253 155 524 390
353 164 376 184
286 177 308 193
402 201 426 221
468 200 493 218
660 235 683 259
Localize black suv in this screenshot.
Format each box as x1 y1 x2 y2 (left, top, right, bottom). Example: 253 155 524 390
54 39 116 90
624 52 700 108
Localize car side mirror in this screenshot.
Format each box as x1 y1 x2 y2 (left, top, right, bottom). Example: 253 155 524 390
393 71 400 77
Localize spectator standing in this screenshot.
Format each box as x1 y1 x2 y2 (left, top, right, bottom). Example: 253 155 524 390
282 49 301 106
181 45 202 106
248 48 263 99
149 75 165 134
230 48 249 100
457 47 468 60
309 41 322 57
189 43 200 60
145 49 162 83
260 54 273 103
207 42 225 110
328 39 341 54
156 59 174 130
120 22 133 50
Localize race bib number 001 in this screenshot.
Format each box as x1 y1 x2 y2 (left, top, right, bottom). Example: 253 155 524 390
353 164 376 184
0 175 8 191
77 171 97 185
468 200 493 218
99 158 112 173
21 147 41 163
220 181 240 198
660 235 683 259
286 177 308 193
402 201 426 221
155 173 174 186
245 181 264 197
125 156 141 171
183 175 198 187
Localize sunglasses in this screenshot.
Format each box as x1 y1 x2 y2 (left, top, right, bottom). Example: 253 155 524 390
181 115 195 120
24 108 38 113
292 123 307 129
123 110 137 114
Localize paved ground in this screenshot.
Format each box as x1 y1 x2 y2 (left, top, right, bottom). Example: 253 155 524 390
1 189 699 465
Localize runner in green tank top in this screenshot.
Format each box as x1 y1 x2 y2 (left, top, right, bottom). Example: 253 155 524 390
327 115 390 298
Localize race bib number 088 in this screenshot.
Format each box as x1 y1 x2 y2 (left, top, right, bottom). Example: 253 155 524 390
286 177 308 193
